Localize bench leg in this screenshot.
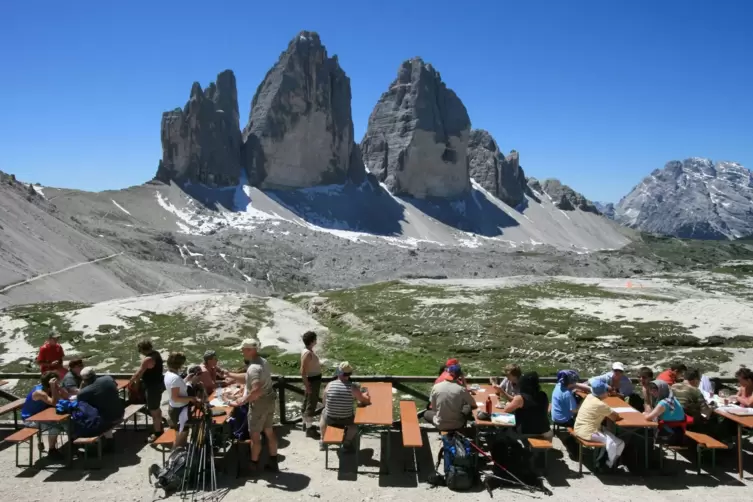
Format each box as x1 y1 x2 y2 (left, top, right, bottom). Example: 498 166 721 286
697 446 702 475
325 444 329 470
382 430 389 475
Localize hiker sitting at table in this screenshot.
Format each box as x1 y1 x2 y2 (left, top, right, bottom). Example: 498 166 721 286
165 352 202 448
574 380 625 470
735 367 753 407
197 350 230 395
657 362 687 386
551 370 581 428
318 361 371 452
226 339 280 473
425 364 476 431
590 362 633 397
73 368 124 450
436 358 467 387
672 368 712 424
300 331 322 437
490 364 521 401
643 380 686 445
502 371 553 440
628 366 654 412
37 330 65 378
21 371 64 458
60 358 85 395
130 339 165 443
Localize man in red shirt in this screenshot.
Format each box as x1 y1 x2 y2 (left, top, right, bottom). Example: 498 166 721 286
657 363 686 385
37 332 65 378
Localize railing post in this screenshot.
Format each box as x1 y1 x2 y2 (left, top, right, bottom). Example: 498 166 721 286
278 376 286 424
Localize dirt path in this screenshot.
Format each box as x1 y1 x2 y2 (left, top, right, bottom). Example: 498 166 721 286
0 252 123 293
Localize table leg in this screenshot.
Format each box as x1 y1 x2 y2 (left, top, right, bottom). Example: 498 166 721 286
738 424 743 480
644 428 649 470
67 419 73 467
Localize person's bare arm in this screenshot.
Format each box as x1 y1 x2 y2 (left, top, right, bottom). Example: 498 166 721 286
131 357 155 383
231 380 264 407
574 383 591 393
170 386 200 405
301 352 312 392
609 411 622 421
352 386 371 405
502 395 524 413
224 372 246 384
644 402 665 421
465 391 478 410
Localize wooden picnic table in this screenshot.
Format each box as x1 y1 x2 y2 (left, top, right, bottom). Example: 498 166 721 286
355 382 393 426
603 396 656 469
472 385 515 428
715 408 753 480
26 407 73 467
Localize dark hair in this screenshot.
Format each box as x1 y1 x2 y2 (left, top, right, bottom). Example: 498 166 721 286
735 367 753 381
68 358 84 370
302 331 317 348
40 371 58 390
166 352 187 371
504 364 522 378
519 372 541 395
685 368 701 381
639 367 654 379
670 363 687 373
137 339 153 353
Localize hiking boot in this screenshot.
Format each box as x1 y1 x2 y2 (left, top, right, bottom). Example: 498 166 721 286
265 456 280 473
247 460 259 476
319 442 326 452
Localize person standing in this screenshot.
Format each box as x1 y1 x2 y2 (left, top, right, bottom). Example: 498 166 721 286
300 331 322 436
163 353 202 448
130 340 165 443
227 339 279 473
36 331 65 378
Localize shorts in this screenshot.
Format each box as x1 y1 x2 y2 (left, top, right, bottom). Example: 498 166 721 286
248 395 276 434
168 405 190 432
144 382 165 411
24 421 64 435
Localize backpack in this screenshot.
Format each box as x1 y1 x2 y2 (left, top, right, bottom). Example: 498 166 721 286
437 433 476 491
227 403 249 441
488 432 543 489
70 401 104 438
149 447 189 497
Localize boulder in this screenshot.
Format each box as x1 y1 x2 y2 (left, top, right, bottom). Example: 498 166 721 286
157 70 242 186
242 31 363 189
360 57 471 199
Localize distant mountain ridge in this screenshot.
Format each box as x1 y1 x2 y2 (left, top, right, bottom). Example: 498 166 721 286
614 158 753 240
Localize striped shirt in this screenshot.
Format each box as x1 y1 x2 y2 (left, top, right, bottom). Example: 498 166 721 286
325 379 356 419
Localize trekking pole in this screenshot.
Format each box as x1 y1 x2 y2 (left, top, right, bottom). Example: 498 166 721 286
207 413 218 495
454 431 539 493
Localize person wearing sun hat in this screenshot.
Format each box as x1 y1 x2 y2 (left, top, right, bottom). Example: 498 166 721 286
425 364 477 431
589 362 634 397
318 361 370 452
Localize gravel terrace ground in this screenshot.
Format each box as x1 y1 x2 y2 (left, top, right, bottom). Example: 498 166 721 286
1 425 752 502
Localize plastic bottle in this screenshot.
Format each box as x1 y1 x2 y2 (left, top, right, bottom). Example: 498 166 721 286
216 382 223 401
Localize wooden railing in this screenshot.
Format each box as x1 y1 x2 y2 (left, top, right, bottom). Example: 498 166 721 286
0 373 739 425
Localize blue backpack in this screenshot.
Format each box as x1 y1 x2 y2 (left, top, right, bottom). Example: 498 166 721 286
227 404 249 441
440 433 476 491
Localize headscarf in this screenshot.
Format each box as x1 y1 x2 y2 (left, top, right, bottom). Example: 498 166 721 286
591 379 608 397
557 370 580 390
651 379 676 410
519 372 541 396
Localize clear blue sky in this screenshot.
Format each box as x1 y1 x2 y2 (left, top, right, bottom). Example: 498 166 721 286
2 0 751 202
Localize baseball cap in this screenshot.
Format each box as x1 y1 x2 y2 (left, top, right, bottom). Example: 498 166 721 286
81 367 96 380
591 379 608 397
241 339 260 350
446 358 459 367
612 362 625 372
338 361 354 374
50 331 61 339
446 364 462 380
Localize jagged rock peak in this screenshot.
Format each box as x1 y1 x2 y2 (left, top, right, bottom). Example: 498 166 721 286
615 157 753 239
360 57 471 199
467 129 527 207
242 31 364 189
528 178 599 213
156 69 242 187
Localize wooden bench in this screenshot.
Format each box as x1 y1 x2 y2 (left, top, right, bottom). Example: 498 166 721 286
71 405 148 468
322 426 345 470
400 401 422 473
0 399 26 430
3 427 38 468
568 428 606 475
685 430 728 474
527 437 554 468
153 428 178 464
121 404 145 430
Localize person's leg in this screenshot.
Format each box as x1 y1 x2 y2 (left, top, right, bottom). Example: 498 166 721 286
249 432 262 464
601 430 625 468
423 410 436 425
309 379 321 426
146 385 164 441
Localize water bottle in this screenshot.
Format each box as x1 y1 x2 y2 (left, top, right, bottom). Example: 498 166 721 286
216 382 223 401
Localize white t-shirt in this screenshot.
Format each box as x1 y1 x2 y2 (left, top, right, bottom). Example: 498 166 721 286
164 371 189 408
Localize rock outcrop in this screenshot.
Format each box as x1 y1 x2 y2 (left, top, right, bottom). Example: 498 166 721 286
242 31 364 189
528 178 599 213
615 158 753 239
360 58 471 199
157 70 242 187
467 130 527 207
594 201 616 219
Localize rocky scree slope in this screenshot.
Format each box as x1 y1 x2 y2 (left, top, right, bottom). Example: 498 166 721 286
615 158 753 239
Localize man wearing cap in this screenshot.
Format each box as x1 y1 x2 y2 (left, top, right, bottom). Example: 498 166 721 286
590 362 634 398
425 365 477 431
436 358 463 384
77 367 125 445
61 359 85 395
319 361 370 451
574 380 624 470
227 339 279 473
198 350 229 395
37 331 65 378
